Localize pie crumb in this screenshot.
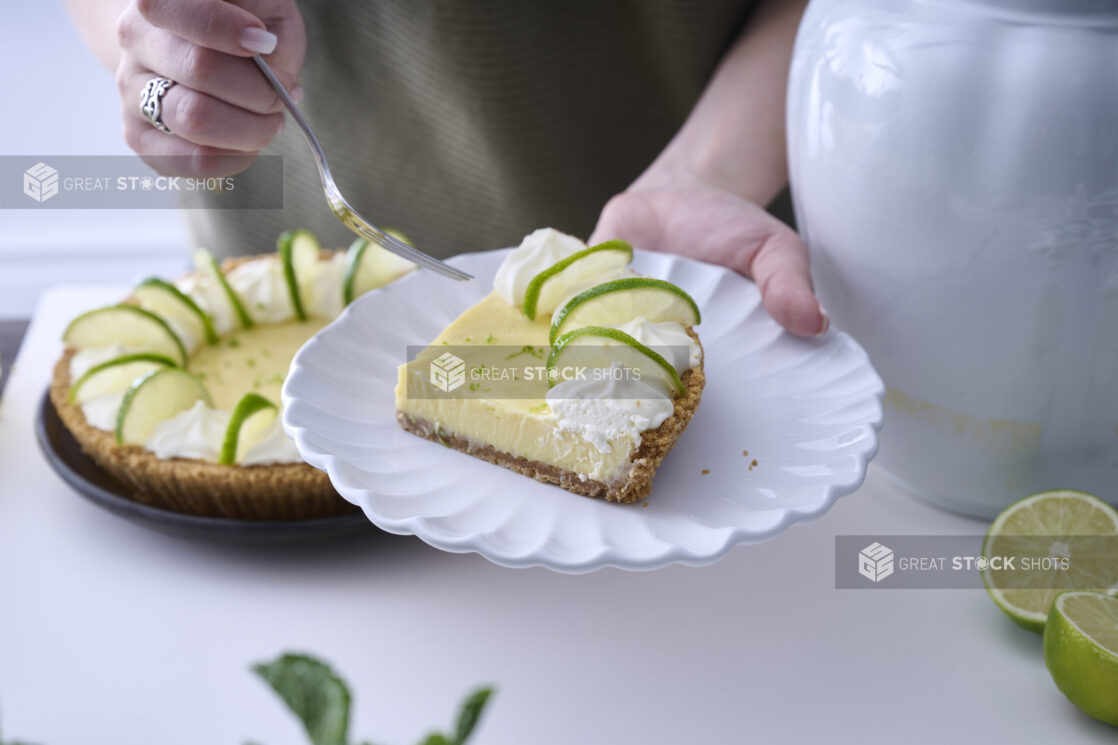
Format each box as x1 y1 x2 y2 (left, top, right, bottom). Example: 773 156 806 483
701 468 710 475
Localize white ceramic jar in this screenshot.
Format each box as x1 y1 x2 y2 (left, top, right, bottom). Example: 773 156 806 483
787 0 1118 517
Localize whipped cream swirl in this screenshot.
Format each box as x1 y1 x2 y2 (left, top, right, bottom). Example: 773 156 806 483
146 400 231 461
225 258 295 324
240 418 303 465
304 252 347 319
545 372 674 453
612 316 702 374
177 273 237 336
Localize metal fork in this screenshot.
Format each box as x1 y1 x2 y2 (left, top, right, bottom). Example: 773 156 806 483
252 55 472 281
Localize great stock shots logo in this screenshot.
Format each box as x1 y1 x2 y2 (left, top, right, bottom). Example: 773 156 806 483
858 541 895 583
22 162 59 202
3 155 283 209
430 352 467 393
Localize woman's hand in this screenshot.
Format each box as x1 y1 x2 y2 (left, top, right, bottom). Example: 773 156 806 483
114 0 305 177
591 0 822 337
590 172 827 337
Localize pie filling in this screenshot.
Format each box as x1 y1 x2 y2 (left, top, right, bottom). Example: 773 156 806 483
68 252 353 466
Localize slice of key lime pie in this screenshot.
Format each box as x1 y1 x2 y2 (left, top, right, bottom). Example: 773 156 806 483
395 229 705 503
50 229 416 519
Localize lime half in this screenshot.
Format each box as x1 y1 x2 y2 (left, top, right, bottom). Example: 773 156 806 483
1044 591 1118 726
982 489 1118 633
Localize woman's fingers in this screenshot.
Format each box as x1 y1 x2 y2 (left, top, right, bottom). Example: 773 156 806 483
122 66 284 152
122 114 258 179
112 1 305 169
745 221 829 337
591 185 828 337
129 28 295 115
133 0 276 56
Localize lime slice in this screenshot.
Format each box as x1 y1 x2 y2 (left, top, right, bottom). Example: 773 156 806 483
194 249 253 330
277 228 321 321
68 353 178 404
219 392 279 465
549 277 701 344
135 277 219 345
63 305 188 367
115 367 212 445
343 228 418 305
982 489 1118 632
548 326 684 396
522 240 633 320
1044 591 1118 726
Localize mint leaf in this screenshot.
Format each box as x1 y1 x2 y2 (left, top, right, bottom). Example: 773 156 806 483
453 688 493 744
419 735 451 745
253 654 351 745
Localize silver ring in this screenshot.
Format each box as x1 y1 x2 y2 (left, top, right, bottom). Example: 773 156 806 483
139 76 176 134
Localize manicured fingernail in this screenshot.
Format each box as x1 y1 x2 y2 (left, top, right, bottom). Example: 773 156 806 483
291 85 305 104
277 117 286 133
815 308 831 336
241 27 277 55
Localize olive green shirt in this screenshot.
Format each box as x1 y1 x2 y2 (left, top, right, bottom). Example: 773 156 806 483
185 0 759 259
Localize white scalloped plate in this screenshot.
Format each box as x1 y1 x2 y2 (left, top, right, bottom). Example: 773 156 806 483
282 249 884 572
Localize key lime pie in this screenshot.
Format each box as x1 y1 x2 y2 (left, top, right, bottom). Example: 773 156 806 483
50 229 416 519
396 228 705 503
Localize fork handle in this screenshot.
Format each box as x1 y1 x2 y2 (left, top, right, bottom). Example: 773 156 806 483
251 55 473 281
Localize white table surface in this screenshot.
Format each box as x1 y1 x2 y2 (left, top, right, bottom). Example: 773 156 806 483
0 287 1111 744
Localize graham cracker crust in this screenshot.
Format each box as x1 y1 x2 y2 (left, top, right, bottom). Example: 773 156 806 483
397 341 705 504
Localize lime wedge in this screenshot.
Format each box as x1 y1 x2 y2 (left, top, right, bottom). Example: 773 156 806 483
277 228 321 321
69 353 177 404
523 240 633 320
343 228 418 305
194 249 253 330
1044 591 1118 725
219 392 279 465
135 277 219 345
982 489 1118 632
550 277 701 344
63 305 188 367
547 326 684 396
115 367 212 445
